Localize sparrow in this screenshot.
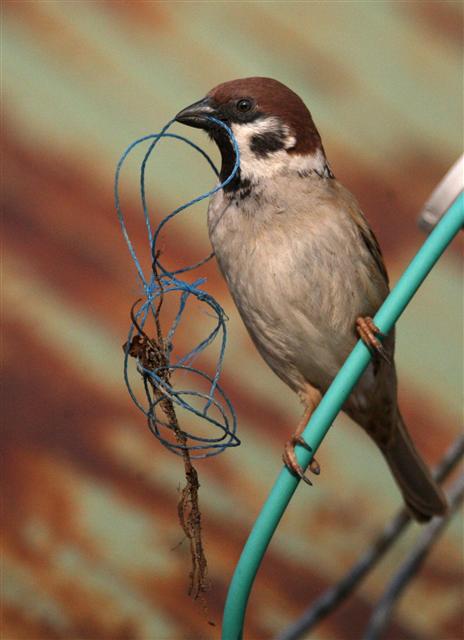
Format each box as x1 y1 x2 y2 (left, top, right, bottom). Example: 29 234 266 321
175 77 447 522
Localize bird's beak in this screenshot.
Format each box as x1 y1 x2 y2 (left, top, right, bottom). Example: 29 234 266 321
175 97 215 129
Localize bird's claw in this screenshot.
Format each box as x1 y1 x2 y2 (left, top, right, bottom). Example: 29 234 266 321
282 435 320 485
356 316 390 364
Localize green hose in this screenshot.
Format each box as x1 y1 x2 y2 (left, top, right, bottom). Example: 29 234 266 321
221 192 464 639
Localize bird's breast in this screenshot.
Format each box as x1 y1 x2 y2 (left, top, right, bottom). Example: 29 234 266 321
207 186 385 391
208 189 373 321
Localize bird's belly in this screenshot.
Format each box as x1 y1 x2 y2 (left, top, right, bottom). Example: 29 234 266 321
212 221 364 393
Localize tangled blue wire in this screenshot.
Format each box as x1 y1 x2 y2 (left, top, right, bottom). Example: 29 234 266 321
114 117 241 458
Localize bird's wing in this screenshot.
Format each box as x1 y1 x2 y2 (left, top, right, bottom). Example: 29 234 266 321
331 180 389 287
349 205 389 286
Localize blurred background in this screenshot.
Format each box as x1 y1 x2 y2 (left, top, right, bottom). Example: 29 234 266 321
2 2 463 639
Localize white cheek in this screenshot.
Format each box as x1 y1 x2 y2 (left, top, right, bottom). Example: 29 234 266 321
230 120 288 181
230 119 326 182
230 118 284 154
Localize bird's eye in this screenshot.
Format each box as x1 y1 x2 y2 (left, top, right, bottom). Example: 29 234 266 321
236 99 252 112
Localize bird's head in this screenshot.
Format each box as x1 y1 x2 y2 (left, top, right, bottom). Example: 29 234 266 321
175 77 329 191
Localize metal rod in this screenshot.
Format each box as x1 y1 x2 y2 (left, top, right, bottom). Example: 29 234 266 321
363 472 464 640
221 192 464 639
277 435 464 640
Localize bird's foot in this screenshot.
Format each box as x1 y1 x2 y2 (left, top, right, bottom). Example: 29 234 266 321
356 316 390 363
283 435 320 485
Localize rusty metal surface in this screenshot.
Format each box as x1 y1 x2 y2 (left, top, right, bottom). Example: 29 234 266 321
2 2 463 639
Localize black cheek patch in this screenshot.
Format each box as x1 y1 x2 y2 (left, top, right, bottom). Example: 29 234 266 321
250 130 286 157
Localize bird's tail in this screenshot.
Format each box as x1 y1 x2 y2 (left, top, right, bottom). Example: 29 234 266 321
384 413 447 522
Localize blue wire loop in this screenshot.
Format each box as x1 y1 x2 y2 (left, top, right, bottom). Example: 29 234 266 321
114 117 241 458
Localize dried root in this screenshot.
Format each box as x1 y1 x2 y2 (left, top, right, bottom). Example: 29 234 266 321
124 257 212 621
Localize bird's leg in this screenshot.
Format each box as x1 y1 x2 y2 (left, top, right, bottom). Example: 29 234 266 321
356 316 390 363
283 388 322 485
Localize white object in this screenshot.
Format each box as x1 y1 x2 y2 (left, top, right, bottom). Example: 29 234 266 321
419 154 464 232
